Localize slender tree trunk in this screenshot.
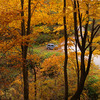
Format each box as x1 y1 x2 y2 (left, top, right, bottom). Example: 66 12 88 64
75 40 80 100
27 0 31 35
21 0 31 100
75 1 81 99
21 0 29 100
33 67 37 100
22 56 29 100
63 0 68 99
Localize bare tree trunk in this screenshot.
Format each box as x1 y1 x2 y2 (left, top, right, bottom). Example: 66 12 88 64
63 0 68 99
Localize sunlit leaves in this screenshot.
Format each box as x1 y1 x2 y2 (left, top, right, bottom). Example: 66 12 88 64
41 55 64 77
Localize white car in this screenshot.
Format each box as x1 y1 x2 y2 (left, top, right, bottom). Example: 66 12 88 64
47 43 58 50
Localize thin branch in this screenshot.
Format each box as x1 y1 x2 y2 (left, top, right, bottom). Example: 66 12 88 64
27 0 31 35
73 0 82 51
83 4 89 47
85 19 95 50
85 45 92 76
92 47 96 53
77 0 83 39
93 25 100 38
31 1 39 18
85 25 100 50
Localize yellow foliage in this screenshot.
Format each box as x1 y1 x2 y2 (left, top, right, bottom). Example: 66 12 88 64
41 55 64 76
0 90 4 96
11 79 22 85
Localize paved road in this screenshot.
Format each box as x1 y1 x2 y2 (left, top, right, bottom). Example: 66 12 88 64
61 44 100 67
93 55 100 67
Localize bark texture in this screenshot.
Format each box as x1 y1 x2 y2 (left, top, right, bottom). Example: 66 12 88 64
21 0 31 100
63 0 68 99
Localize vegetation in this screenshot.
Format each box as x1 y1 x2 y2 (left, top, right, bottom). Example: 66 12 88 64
0 0 100 100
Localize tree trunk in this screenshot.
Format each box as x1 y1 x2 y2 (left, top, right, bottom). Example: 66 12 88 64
33 67 37 100
75 40 80 100
22 55 29 100
21 0 31 100
63 0 68 99
71 75 86 100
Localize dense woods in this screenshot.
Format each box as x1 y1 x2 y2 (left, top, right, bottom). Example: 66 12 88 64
0 0 100 100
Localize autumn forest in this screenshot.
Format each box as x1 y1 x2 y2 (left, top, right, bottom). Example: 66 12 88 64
0 0 100 100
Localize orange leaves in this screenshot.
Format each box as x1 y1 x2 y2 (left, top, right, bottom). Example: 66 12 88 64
12 79 22 85
0 10 21 28
27 54 40 66
41 55 64 76
0 90 4 96
93 36 100 43
53 26 64 32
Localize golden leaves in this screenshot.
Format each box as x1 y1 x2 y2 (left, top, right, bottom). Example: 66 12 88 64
27 54 40 65
93 36 100 43
53 26 64 32
41 55 64 76
0 90 4 96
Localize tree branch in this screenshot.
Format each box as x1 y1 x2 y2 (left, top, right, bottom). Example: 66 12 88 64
77 0 83 39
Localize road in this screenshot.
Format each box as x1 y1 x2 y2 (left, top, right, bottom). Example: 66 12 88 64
93 55 100 67
61 44 100 67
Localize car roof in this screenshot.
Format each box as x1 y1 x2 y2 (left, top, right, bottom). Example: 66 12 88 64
47 43 54 45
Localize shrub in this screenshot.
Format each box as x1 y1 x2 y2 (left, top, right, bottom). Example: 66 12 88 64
35 34 53 44
85 77 99 100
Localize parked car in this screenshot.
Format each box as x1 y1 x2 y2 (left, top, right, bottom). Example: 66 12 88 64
47 43 58 50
